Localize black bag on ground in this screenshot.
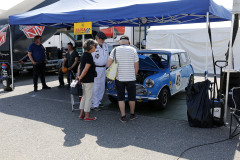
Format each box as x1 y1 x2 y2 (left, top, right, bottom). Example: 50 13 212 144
186 80 213 128
70 83 82 96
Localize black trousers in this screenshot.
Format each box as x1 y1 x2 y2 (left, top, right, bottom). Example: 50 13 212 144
33 62 47 88
58 69 75 86
115 80 136 101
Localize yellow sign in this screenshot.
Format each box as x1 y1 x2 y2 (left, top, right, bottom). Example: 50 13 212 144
74 22 92 35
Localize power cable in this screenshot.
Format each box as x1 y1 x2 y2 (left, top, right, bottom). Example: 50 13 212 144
177 132 240 160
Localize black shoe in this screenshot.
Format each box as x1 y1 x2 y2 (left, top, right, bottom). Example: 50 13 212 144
119 116 127 123
129 114 137 120
42 86 51 89
34 88 38 92
99 103 104 108
58 84 64 88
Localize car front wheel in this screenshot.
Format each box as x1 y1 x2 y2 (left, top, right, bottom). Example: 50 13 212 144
153 88 169 110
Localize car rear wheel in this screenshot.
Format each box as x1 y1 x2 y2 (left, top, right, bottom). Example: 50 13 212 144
108 95 118 103
153 88 169 110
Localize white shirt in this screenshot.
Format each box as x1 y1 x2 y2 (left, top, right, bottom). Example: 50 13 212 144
92 43 109 66
110 45 139 81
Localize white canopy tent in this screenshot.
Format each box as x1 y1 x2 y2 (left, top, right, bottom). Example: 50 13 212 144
146 22 240 74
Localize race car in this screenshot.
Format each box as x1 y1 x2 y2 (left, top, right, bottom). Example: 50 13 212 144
106 49 194 109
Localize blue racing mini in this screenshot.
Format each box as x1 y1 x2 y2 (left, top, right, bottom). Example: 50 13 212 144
106 49 194 109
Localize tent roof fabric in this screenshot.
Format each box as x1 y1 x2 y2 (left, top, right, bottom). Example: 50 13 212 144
9 0 232 27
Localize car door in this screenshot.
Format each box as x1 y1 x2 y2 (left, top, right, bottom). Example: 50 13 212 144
170 54 183 94
179 52 190 89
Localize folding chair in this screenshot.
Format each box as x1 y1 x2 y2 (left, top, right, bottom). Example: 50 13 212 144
229 87 240 139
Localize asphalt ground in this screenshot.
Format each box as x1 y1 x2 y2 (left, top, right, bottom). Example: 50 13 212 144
0 72 239 160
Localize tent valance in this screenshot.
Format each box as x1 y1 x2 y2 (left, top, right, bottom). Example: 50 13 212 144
9 0 232 27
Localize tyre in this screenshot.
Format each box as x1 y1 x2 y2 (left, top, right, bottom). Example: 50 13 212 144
189 75 194 85
153 88 169 110
108 95 118 103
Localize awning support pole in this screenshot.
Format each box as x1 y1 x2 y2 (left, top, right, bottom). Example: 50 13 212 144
205 12 209 80
224 14 235 124
82 34 85 52
9 25 14 91
139 23 141 50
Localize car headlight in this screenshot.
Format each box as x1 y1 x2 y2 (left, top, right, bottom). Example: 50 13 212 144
145 79 154 88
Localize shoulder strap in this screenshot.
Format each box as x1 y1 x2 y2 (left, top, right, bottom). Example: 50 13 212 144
113 48 117 61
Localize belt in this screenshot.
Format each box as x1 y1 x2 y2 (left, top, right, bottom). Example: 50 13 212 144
96 65 106 67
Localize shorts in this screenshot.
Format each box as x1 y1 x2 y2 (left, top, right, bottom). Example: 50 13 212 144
115 80 136 101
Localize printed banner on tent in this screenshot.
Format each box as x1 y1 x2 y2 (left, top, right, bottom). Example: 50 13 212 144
74 22 92 35
19 26 45 38
0 25 8 46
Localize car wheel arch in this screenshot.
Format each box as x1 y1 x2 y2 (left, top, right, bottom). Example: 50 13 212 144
157 85 171 98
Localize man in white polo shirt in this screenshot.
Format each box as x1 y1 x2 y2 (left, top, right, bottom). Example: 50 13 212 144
107 35 139 123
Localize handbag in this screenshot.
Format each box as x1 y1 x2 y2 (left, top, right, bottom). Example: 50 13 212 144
106 48 118 80
70 80 83 96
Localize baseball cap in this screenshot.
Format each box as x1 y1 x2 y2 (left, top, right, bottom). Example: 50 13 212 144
96 31 107 39
120 35 129 41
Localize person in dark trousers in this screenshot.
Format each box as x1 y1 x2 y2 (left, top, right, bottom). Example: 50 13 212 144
28 35 51 92
107 35 139 123
58 42 79 88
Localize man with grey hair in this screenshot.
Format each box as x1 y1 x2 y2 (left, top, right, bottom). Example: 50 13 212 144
107 35 139 123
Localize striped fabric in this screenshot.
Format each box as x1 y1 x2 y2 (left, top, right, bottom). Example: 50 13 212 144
110 45 139 81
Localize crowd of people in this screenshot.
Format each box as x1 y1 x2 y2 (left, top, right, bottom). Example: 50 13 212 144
28 32 139 123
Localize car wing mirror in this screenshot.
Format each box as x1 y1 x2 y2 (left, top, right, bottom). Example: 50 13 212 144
171 65 178 70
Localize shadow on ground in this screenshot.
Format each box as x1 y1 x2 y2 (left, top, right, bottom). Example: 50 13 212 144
0 73 239 160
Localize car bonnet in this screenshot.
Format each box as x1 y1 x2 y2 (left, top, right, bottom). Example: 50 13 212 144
138 55 160 71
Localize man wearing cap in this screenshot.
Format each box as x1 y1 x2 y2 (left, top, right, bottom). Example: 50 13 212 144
91 31 109 111
107 35 139 123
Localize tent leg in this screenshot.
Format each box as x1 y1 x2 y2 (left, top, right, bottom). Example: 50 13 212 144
9 25 14 91
139 23 141 50
205 12 209 80
224 14 235 124
82 34 85 52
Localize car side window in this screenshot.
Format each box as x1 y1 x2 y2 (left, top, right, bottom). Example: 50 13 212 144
170 54 180 69
180 52 189 66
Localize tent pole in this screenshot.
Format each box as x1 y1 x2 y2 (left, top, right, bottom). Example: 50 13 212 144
9 25 14 91
82 34 85 52
60 33 62 49
205 12 209 80
139 23 141 50
224 14 235 124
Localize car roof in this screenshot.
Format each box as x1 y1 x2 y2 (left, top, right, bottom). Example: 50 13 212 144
138 49 186 55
